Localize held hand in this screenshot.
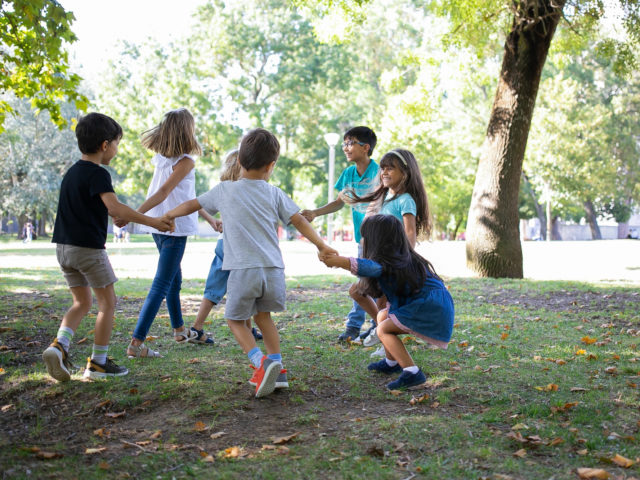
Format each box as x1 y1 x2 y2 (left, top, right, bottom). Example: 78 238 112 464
319 252 342 268
319 244 338 258
210 218 223 233
113 217 129 228
300 209 315 222
153 217 173 233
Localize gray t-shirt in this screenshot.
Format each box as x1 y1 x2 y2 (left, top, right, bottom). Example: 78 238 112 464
197 178 299 270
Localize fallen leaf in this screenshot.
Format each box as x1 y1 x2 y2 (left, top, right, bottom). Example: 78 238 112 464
576 467 609 479
581 336 597 345
98 461 110 470
210 431 226 439
388 390 403 396
513 448 527 457
604 366 617 375
202 454 215 463
577 449 588 455
571 387 588 392
501 333 509 340
1 404 14 412
409 393 429 405
145 335 159 342
105 411 125 418
223 446 241 458
150 430 162 439
36 451 63 459
194 421 208 432
576 349 587 356
76 337 88 344
611 454 634 468
272 432 299 444
548 437 564 446
129 388 138 394
512 423 529 430
188 358 200 364
85 447 107 454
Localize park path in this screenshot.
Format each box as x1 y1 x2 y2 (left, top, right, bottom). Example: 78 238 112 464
2 239 639 285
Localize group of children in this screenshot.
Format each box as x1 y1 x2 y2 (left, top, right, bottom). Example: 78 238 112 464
42 110 454 396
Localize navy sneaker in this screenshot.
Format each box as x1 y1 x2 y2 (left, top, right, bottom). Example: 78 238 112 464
252 327 263 340
368 359 402 374
387 369 427 390
337 327 360 343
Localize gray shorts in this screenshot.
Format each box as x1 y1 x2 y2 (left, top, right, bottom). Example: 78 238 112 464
56 244 118 289
225 267 285 320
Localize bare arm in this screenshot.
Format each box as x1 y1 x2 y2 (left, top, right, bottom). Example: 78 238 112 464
100 192 172 232
199 208 222 233
403 213 417 248
289 212 337 257
319 254 351 271
137 156 195 214
300 197 345 222
164 198 203 221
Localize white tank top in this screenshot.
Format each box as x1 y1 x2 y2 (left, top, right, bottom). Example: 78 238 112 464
138 153 198 236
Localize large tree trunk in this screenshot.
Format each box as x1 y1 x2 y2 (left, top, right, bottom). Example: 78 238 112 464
465 0 565 278
583 199 602 240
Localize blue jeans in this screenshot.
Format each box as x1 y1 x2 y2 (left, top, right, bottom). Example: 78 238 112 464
132 234 187 341
345 243 368 330
203 238 228 304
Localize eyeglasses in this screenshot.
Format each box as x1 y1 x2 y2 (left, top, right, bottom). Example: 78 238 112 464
341 140 367 149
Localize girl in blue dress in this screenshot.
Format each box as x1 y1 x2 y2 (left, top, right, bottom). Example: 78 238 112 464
344 149 432 348
320 214 454 390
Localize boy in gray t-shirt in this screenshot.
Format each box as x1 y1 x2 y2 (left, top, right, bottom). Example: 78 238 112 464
164 128 336 398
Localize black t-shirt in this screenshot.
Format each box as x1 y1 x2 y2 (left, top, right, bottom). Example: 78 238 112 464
52 160 115 249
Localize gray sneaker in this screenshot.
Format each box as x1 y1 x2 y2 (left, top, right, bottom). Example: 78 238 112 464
363 328 380 347
337 327 361 343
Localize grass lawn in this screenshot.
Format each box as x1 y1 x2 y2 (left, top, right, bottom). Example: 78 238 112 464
0 238 639 479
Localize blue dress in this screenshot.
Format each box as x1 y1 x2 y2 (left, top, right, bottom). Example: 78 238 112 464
350 257 454 348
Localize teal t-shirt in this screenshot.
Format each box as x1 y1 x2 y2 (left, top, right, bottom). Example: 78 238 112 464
334 160 378 243
380 192 417 222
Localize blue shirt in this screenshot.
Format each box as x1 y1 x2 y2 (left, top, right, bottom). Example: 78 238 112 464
380 192 416 222
334 160 378 243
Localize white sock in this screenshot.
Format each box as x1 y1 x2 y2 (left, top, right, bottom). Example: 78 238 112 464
56 326 74 351
385 358 398 367
404 365 419 374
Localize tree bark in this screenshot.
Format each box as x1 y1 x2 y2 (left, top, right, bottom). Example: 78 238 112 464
465 0 565 278
583 199 602 240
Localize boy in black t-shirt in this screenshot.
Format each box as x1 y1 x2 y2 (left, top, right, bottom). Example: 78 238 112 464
42 113 172 382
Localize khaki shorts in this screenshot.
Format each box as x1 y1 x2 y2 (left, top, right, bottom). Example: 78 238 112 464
225 267 285 320
56 244 117 289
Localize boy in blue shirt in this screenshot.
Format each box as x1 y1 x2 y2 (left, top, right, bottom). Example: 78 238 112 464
301 126 378 342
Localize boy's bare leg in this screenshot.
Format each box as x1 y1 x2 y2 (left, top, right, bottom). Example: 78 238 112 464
193 298 215 331
252 312 279 355
61 286 93 332
227 319 256 353
91 283 117 346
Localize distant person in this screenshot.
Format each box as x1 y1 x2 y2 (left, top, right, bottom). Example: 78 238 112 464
301 126 378 343
188 149 263 345
22 221 33 243
342 148 432 352
112 224 121 243
42 112 172 382
163 128 336 397
120 108 217 358
319 214 454 390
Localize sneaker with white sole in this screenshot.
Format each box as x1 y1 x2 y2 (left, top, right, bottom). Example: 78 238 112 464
363 327 380 347
253 356 281 398
249 364 288 389
42 339 74 382
83 357 128 380
370 345 386 357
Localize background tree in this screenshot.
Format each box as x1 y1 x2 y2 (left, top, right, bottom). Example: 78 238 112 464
0 0 87 132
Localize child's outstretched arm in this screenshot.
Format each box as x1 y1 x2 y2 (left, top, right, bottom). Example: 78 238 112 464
319 253 350 271
164 199 203 223
198 208 222 233
138 156 195 214
289 212 337 257
100 192 173 232
300 197 345 222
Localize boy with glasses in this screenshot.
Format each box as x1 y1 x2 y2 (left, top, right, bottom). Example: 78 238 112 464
301 126 378 342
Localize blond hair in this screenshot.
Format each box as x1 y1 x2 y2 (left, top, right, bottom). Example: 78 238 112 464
220 149 241 181
141 108 202 157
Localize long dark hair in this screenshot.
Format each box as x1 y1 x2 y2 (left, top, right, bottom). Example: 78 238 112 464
344 149 432 238
360 214 440 297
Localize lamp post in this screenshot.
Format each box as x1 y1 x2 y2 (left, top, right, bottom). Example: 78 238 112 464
324 132 340 244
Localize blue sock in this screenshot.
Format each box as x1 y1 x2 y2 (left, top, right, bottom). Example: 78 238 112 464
267 353 282 364
248 347 263 367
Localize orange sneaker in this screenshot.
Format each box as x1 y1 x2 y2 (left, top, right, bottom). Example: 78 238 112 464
250 365 288 389
253 356 281 398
